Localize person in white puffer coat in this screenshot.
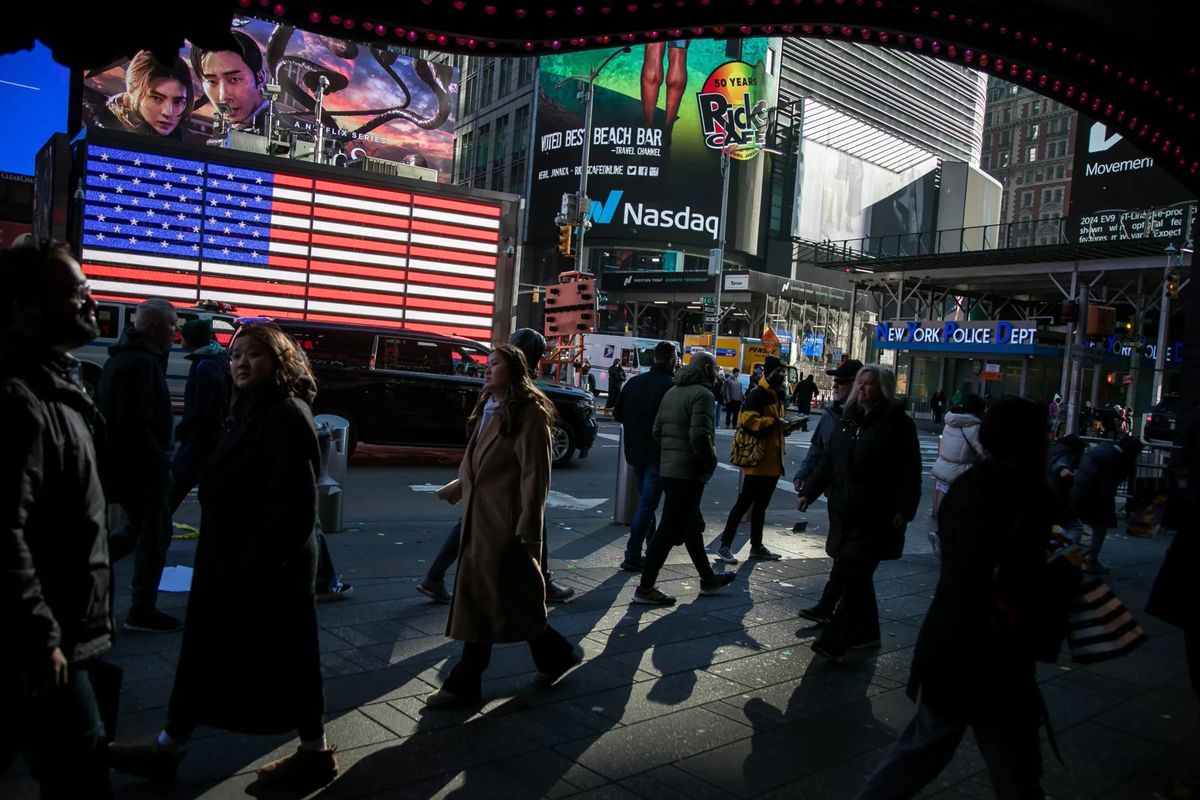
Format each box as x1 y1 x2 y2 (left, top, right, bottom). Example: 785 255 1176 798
930 394 987 517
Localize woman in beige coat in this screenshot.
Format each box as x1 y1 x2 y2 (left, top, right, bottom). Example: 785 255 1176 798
427 345 584 708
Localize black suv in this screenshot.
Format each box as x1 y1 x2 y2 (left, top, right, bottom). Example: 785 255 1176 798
274 320 596 466
1143 393 1179 445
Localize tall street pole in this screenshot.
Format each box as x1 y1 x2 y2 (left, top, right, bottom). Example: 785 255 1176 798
1151 245 1177 406
710 146 731 348
572 46 628 275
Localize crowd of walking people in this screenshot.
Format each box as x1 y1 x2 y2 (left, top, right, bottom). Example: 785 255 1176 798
3 239 1194 799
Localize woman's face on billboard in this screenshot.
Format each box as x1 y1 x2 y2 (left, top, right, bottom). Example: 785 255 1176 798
138 77 188 135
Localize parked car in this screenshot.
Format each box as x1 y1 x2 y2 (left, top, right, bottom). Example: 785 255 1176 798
72 299 238 402
1143 393 1179 444
271 319 597 467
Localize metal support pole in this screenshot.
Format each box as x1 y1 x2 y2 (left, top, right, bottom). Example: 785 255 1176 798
1151 249 1175 406
1066 280 1088 436
711 147 731 347
576 78 595 273
1058 269 1077 411
847 281 859 360
1126 276 1144 415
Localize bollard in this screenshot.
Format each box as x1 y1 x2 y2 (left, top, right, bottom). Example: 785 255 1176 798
613 427 641 525
314 417 348 533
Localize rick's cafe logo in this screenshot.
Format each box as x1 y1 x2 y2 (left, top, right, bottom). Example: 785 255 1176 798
697 60 767 160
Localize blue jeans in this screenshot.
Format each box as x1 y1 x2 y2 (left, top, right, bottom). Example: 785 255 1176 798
625 462 663 562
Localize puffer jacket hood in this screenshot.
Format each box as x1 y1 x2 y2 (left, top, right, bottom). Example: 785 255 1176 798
931 412 984 484
674 362 710 387
942 411 980 430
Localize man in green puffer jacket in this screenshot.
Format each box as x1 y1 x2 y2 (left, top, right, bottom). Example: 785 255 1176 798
633 351 736 606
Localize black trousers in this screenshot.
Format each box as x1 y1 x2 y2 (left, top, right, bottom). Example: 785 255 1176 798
110 477 174 617
813 557 850 615
640 478 716 589
857 700 1044 799
815 556 881 655
2 662 112 799
720 474 779 550
442 626 575 700
724 401 742 427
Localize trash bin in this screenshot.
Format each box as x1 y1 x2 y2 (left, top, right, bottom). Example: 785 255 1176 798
613 427 640 525
314 415 349 533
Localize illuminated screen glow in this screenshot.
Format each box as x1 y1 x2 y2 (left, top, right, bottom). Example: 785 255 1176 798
80 143 498 340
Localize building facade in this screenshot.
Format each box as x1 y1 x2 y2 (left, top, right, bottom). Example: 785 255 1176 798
979 75 1077 246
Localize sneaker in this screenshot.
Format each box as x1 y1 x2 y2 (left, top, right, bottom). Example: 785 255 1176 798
749 546 782 561
620 559 644 573
255 746 338 790
848 638 882 650
798 606 833 625
425 688 480 710
715 546 739 564
1083 558 1111 575
811 642 845 663
106 739 185 784
316 582 353 603
928 532 942 558
546 579 576 604
417 579 452 604
633 586 677 606
699 573 736 596
124 610 183 633
532 643 585 687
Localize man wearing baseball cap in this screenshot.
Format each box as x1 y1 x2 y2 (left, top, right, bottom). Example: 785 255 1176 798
793 358 862 626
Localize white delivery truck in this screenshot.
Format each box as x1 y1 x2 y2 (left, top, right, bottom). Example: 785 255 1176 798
582 334 681 396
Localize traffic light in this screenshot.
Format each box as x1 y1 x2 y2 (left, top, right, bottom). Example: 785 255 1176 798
1166 270 1180 300
531 287 540 303
557 225 573 257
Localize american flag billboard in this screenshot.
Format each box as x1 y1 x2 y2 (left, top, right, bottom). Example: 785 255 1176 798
79 142 500 341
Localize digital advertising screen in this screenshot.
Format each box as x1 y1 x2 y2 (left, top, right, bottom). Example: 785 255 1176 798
1070 114 1196 246
529 38 776 249
0 42 70 176
78 141 499 340
80 18 459 180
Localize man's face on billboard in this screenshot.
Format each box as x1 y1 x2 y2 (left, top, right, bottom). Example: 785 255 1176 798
199 50 263 124
138 76 188 136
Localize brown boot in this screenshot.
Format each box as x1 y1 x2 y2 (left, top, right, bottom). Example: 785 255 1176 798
256 746 338 789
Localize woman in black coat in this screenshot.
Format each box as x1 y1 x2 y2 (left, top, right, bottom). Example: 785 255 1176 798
108 323 337 790
798 364 922 661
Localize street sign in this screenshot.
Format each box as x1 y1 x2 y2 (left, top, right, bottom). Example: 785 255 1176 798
701 296 716 307
761 327 780 354
981 362 1002 381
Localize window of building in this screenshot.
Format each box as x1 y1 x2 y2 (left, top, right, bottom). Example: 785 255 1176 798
491 114 509 191
1021 190 1034 208
766 46 776 75
498 58 512 96
1038 211 1055 222
457 130 473 185
461 74 474 116
1023 168 1035 184
1000 129 1013 146
474 123 490 187
1026 146 1038 163
512 105 531 155
1003 107 1012 123
1042 187 1064 204
1020 102 1029 119
1009 84 1020 96
1031 99 1043 115
480 61 494 107
998 151 1011 168
1028 123 1040 140
984 132 992 149
1048 139 1068 159
518 57 535 87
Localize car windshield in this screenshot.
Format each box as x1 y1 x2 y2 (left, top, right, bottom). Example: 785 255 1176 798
637 347 655 367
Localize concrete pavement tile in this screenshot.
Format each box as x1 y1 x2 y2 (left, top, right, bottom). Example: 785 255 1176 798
1082 646 1192 689
105 652 178 682
1047 667 1151 701
565 786 647 800
703 647 823 690
877 592 935 621
754 764 872 799
872 575 939 601
554 706 753 781
611 629 772 677
119 675 175 713
345 617 437 644
1089 688 1200 745
360 700 421 738
320 647 389 678
561 669 748 725
319 628 359 652
322 666 437 712
360 633 460 668
492 748 611 796
1038 682 1125 730
1055 720 1171 778
706 672 888 730
618 765 738 800
670 698 897 797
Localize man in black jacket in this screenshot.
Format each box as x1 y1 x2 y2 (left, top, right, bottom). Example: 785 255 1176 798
97 297 181 633
1 242 114 797
1070 436 1143 574
169 319 230 512
857 397 1076 800
612 341 677 572
792 358 861 625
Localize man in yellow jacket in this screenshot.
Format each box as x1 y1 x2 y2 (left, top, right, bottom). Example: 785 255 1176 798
716 355 802 563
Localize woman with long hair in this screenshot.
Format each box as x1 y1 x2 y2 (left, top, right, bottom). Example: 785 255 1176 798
108 323 337 790
798 364 923 662
106 50 194 138
427 345 584 708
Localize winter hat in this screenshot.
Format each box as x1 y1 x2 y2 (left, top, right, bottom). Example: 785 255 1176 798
181 318 213 348
762 355 783 376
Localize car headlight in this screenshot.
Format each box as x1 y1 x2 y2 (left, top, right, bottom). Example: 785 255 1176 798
577 397 594 414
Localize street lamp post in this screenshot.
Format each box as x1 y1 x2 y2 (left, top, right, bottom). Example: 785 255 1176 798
1151 244 1178 406
558 46 629 275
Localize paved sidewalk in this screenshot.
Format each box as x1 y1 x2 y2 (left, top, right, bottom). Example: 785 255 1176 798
4 500 1196 799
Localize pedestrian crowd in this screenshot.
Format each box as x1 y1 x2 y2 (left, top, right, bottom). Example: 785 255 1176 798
3 239 1194 799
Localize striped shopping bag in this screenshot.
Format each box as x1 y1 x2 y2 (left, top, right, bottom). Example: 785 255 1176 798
1066 578 1148 664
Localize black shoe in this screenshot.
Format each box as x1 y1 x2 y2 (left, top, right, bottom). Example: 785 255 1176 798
632 586 676 606
798 606 833 625
547 580 576 603
620 559 644 573
124 610 183 633
532 643 585 687
811 642 845 663
106 739 184 784
848 638 881 651
699 573 736 596
425 688 480 710
316 582 353 602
